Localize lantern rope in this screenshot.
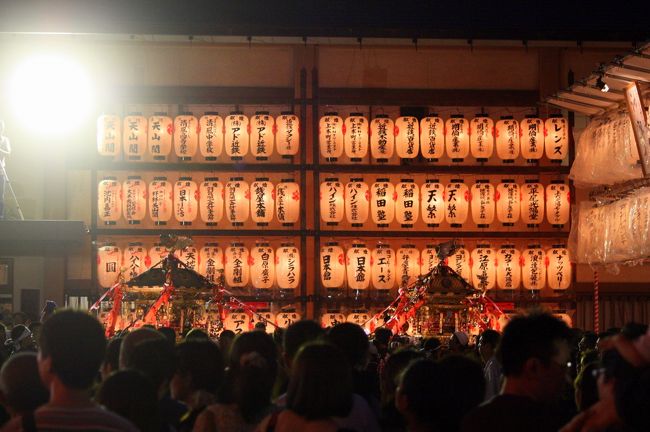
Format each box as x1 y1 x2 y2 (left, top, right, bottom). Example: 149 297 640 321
593 269 600 332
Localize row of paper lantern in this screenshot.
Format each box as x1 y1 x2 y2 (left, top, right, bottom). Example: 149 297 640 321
319 242 571 291
98 176 300 225
222 311 378 334
319 113 568 162
320 179 570 227
97 112 300 160
97 242 300 290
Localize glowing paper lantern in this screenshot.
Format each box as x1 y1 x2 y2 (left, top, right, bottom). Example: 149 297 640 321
421 180 445 226
225 112 250 160
371 243 396 291
471 245 496 290
445 115 470 161
545 115 568 162
447 247 471 283
276 312 301 329
174 177 198 225
320 242 346 289
251 111 274 160
471 181 495 227
495 117 520 162
522 245 546 290
250 242 275 289
345 179 369 227
420 114 444 161
199 178 224 226
470 114 494 161
495 181 520 226
346 242 371 290
97 114 121 157
250 178 275 226
547 246 571 290
123 113 147 160
276 179 300 226
521 181 545 226
149 177 173 225
397 245 420 288
319 113 343 161
276 243 300 290
176 246 198 271
148 244 170 268
225 178 250 225
496 245 521 290
321 313 346 328
250 312 276 334
421 244 440 275
520 116 544 161
370 115 395 162
97 244 121 288
124 242 146 280
275 112 300 158
347 312 370 326
122 176 147 225
224 312 250 335
320 178 344 225
173 113 198 160
225 243 250 288
147 113 173 160
199 112 223 160
445 180 469 226
546 182 570 227
370 179 395 227
199 243 224 285
395 180 419 227
344 113 369 161
395 116 419 159
98 177 121 225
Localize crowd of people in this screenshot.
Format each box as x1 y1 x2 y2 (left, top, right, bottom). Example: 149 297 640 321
0 308 648 432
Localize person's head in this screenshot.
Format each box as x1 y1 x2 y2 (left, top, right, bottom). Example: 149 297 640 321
373 327 393 352
422 337 442 360
0 352 49 415
574 361 599 412
620 322 648 341
6 324 35 353
253 322 267 332
218 329 235 359
396 359 444 430
283 320 324 368
287 342 353 420
327 322 369 370
101 337 123 381
449 331 469 353
478 329 501 363
380 348 423 406
437 355 485 431
38 310 106 390
170 340 224 405
184 328 210 342
578 331 598 353
119 327 164 369
157 327 176 345
128 337 176 398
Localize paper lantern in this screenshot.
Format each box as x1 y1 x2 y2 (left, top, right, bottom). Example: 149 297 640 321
251 111 274 160
149 177 173 225
275 112 300 158
345 179 369 226
445 180 469 226
521 181 545 226
276 243 300 290
225 178 250 225
319 112 343 161
122 176 147 225
199 112 224 160
470 181 495 227
344 113 369 161
397 245 420 288
370 179 395 227
147 113 173 160
123 113 147 160
495 117 520 162
250 178 275 226
347 242 371 290
522 245 546 290
447 247 471 283
225 112 250 160
546 182 570 226
148 244 170 268
199 243 224 285
124 242 146 280
421 180 445 226
371 243 396 291
321 313 346 328
520 116 544 161
176 246 198 271
250 242 275 289
347 312 370 326
97 114 121 157
199 178 224 226
471 245 496 290
395 116 419 159
98 177 121 225
320 242 346 289
495 181 520 226
276 180 300 226
224 312 250 335
173 113 198 160
370 115 395 162
225 243 250 288
97 244 121 288
445 115 470 161
250 312 276 334
470 114 494 161
555 313 573 327
395 180 419 227
420 114 444 161
421 244 440 275
174 177 198 225
320 178 344 225
276 312 301 329
496 245 521 290
545 115 568 161
547 246 571 290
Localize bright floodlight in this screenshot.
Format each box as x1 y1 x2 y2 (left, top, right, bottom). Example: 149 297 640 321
6 54 93 137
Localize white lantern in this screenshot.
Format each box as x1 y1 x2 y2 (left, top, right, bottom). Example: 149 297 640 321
176 246 198 271
149 177 173 226
319 112 343 161
320 242 346 289
395 116 419 159
123 113 147 160
394 180 419 227
470 114 494 161
251 312 276 334
520 116 544 161
148 113 173 161
371 243 396 291
447 247 471 283
225 178 250 225
173 113 198 160
471 245 496 290
97 114 121 157
421 180 445 226
174 177 198 225
148 244 170 268
397 245 420 288
199 112 224 160
276 179 300 226
370 115 395 162
98 177 121 225
445 180 469 226
495 181 520 226
370 179 396 227
250 178 275 226
420 114 444 161
225 112 250 160
199 178 224 226
522 245 546 290
320 178 344 225
276 112 300 158
470 181 495 227
421 244 441 275
251 111 274 160
250 242 275 290
546 182 570 227
97 244 121 288
346 242 371 290
321 313 346 328
122 176 147 225
347 312 370 326
124 242 146 280
224 312 250 335
521 181 545 226
344 113 369 161
545 115 568 162
199 243 224 285
225 243 250 288
276 243 300 290
445 115 470 161
496 245 521 290
547 246 571 290
276 312 301 329
345 178 369 227
495 117 520 162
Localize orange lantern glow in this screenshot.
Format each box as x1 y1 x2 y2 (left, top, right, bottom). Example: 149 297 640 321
199 177 224 226
173 113 198 160
199 243 224 285
319 112 343 161
321 242 346 289
545 115 568 162
276 243 300 291
225 112 250 161
250 178 275 226
370 115 395 162
397 245 420 288
250 312 276 334
520 115 544 161
555 313 573 327
176 246 198 271
420 114 444 161
445 180 469 227
122 176 147 225
148 244 170 268
344 113 369 161
225 177 250 226
147 113 173 161
395 116 419 159
496 244 521 290
522 245 546 290
321 312 346 328
320 178 344 225
123 113 147 160
546 182 570 227
421 244 440 275
447 246 471 283
471 245 496 290
347 312 370 326
149 177 173 226
97 114 121 157
345 178 369 227
445 115 470 161
97 243 121 288
370 179 395 227
250 242 275 290
251 111 274 160
495 181 520 226
124 242 146 280
224 312 250 335
371 243 396 291
98 177 121 225
547 245 571 290
276 312 301 329
421 180 445 227
276 179 300 226
521 181 545 226
495 117 520 162
199 112 224 160
276 112 300 158
174 177 198 225
395 180 419 227
470 180 495 228
347 241 371 291
470 114 494 161
225 242 250 288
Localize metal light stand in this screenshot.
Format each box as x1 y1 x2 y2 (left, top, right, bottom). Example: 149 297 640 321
0 157 25 221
